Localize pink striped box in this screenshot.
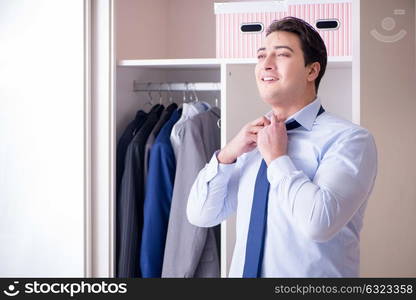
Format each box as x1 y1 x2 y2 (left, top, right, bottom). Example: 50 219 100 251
215 0 352 58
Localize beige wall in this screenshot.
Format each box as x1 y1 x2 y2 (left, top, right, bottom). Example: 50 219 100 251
116 0 218 60
115 0 168 59
360 0 416 277
166 0 217 58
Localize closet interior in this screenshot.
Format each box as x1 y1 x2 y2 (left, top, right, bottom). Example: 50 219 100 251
115 58 353 277
114 0 355 278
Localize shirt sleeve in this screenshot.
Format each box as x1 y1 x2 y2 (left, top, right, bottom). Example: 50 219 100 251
267 127 378 242
186 150 240 227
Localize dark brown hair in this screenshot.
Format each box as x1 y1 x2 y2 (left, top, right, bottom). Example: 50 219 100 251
266 16 327 92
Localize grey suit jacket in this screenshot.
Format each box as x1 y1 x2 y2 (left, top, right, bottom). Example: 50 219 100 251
162 107 221 277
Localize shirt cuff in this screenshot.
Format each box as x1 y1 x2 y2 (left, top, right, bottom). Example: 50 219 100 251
267 155 297 186
204 150 236 182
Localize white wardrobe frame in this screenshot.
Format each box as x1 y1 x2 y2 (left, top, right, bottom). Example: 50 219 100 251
89 0 360 277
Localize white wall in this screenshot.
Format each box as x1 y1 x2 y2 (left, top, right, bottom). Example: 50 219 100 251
0 0 86 276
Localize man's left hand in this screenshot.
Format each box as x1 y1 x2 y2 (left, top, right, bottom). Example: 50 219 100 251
257 113 288 166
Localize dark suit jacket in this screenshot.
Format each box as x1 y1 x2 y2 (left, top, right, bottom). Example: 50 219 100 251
117 104 164 278
115 110 147 277
116 110 148 194
143 103 178 181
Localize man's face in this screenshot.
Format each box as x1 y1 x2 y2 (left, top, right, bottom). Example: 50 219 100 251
255 31 311 106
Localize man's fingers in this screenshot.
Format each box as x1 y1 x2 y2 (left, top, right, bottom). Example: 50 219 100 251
250 116 264 125
249 125 264 134
271 113 277 126
263 117 271 126
250 115 270 126
248 133 257 143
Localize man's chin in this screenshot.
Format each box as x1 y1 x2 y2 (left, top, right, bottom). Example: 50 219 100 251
260 96 283 106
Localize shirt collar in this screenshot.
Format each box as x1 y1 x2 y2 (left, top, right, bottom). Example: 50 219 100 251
265 97 321 131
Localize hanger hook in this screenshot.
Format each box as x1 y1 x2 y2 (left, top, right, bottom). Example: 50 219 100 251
147 82 153 104
167 83 173 103
186 82 193 102
158 83 163 105
192 82 199 102
182 83 187 103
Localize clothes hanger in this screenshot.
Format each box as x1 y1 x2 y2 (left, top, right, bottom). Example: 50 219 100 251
143 82 154 111
191 82 199 102
214 91 221 128
186 82 193 102
167 83 174 104
191 82 211 110
214 89 219 108
214 84 221 108
182 87 187 104
158 84 164 106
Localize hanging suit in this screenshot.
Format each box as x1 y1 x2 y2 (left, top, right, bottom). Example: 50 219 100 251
140 109 182 277
162 107 221 277
116 110 148 196
115 110 147 277
143 103 178 181
117 104 164 277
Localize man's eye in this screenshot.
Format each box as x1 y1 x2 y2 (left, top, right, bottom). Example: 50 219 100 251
278 53 290 57
257 54 265 59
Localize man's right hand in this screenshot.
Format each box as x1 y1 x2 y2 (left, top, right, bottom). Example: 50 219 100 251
217 116 271 164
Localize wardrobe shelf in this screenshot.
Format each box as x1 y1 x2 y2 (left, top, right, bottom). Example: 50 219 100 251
118 58 221 69
118 56 352 69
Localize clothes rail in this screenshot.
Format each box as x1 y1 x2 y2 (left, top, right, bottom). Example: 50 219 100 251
133 81 221 92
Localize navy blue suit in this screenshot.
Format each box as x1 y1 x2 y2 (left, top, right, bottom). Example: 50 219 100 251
140 109 181 277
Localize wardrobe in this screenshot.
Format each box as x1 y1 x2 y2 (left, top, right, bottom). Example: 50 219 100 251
1 0 415 277
110 0 354 278
92 0 416 278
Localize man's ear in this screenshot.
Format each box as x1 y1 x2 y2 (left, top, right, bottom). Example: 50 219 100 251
307 62 320 82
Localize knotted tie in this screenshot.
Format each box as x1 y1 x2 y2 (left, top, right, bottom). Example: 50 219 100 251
242 106 325 277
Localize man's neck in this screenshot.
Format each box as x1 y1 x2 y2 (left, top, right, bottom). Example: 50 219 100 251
271 94 317 121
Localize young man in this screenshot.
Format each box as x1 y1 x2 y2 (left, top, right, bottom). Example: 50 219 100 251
187 17 377 277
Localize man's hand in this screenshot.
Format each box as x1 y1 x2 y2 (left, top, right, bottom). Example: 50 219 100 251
217 116 271 164
257 114 288 165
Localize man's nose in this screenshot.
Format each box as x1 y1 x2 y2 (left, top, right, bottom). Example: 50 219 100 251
263 55 275 70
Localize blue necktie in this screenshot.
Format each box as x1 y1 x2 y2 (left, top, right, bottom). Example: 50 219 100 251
243 106 325 278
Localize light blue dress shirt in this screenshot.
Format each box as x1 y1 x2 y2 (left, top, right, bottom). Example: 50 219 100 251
187 98 378 277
